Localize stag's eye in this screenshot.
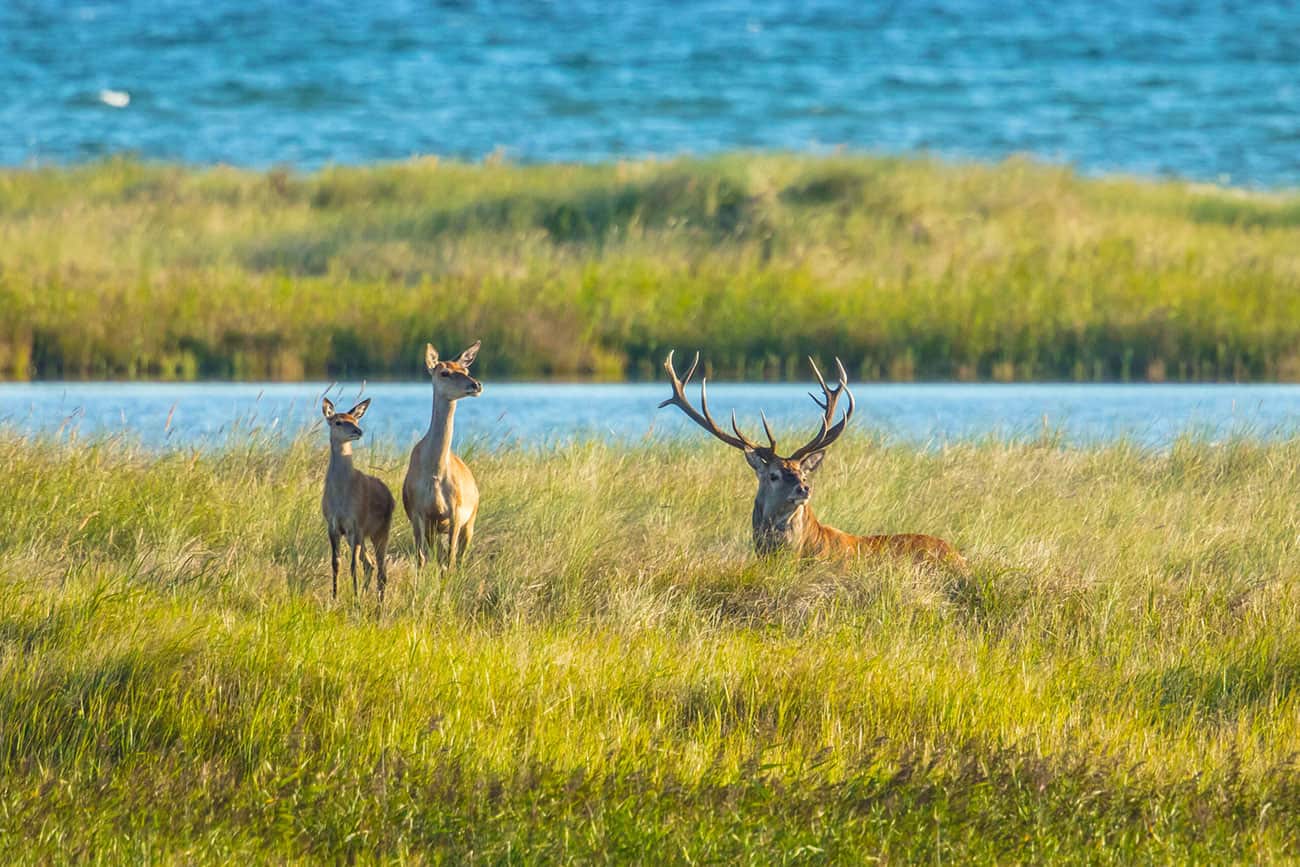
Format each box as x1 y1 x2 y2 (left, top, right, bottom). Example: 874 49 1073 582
440 370 450 377
769 472 780 481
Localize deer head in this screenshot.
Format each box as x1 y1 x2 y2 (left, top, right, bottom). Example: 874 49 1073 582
426 340 483 401
658 351 855 524
322 397 371 445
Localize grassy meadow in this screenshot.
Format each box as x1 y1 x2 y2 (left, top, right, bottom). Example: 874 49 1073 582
3 430 1300 861
2 153 1300 382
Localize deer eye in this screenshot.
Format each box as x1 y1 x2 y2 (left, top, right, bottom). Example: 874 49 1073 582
440 370 450 377
769 472 780 481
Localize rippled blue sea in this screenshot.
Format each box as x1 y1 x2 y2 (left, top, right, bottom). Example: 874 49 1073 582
4 1 1298 184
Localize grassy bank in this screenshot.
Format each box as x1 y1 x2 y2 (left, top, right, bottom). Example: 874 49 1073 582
2 431 1300 860
1 154 1299 382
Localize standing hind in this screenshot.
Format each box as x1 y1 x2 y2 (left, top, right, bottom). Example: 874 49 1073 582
321 397 396 599
402 340 483 569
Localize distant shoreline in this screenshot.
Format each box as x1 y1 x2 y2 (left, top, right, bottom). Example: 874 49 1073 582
2 153 1297 383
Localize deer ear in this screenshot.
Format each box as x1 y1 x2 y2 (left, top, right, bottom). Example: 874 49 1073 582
457 339 481 367
743 449 768 472
799 451 826 474
425 343 440 373
348 398 371 419
322 397 336 419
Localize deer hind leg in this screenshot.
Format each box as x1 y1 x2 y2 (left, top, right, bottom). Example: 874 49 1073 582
328 529 342 599
410 514 428 570
349 536 363 596
360 541 375 591
428 518 446 569
372 528 390 602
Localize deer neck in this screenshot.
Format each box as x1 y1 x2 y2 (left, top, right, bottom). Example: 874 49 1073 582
752 497 819 555
327 440 356 487
417 393 457 478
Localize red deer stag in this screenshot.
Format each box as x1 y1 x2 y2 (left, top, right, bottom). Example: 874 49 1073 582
659 352 965 569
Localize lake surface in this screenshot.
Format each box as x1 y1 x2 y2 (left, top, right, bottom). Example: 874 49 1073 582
2 382 1298 451
4 1 1299 186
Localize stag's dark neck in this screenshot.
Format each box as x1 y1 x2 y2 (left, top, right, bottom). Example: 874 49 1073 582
752 498 817 555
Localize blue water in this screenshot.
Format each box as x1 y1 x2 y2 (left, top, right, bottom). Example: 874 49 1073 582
4 1 1299 185
1 382 1297 451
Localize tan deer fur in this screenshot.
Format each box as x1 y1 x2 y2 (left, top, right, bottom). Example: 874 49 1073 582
402 340 483 569
321 397 396 599
745 451 966 569
659 351 966 571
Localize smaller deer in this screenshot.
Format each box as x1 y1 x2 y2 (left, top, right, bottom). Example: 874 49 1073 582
402 340 483 569
659 351 966 570
321 397 396 600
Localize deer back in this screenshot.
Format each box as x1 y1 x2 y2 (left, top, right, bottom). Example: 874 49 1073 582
847 529 967 570
792 509 965 570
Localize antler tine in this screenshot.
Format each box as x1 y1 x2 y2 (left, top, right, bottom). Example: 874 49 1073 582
658 350 701 411
681 350 700 387
807 356 832 410
728 411 760 451
759 411 778 452
657 350 752 451
700 376 752 449
787 355 856 461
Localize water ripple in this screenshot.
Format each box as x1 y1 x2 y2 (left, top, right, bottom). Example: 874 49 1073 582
1 0 1297 184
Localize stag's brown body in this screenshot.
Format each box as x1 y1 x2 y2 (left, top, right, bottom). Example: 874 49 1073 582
755 502 966 568
660 351 965 571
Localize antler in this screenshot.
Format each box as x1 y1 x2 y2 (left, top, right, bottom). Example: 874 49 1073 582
659 351 776 454
786 357 855 461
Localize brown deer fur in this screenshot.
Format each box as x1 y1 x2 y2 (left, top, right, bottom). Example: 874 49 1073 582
660 351 966 571
402 340 483 569
321 397 396 599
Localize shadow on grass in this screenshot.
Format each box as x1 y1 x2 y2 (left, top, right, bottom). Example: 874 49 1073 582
1134 638 1300 725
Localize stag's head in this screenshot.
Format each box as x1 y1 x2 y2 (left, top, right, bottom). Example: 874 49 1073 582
426 340 483 401
658 351 854 519
746 449 827 515
322 397 370 445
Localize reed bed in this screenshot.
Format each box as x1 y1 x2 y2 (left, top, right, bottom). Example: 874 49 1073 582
2 153 1298 382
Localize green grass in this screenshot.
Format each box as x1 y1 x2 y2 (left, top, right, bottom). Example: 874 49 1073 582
2 153 1299 382
3 431 1300 861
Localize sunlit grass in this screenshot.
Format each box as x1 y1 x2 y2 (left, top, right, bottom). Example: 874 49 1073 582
2 432 1299 860
1 153 1298 381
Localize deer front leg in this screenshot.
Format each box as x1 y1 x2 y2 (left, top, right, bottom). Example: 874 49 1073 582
445 519 460 569
457 519 474 563
410 514 428 570
328 529 341 599
350 538 362 595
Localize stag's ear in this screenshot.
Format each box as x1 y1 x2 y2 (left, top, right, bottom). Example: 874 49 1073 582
744 449 769 472
425 343 440 373
322 397 336 419
799 451 826 474
457 339 481 367
348 398 371 419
